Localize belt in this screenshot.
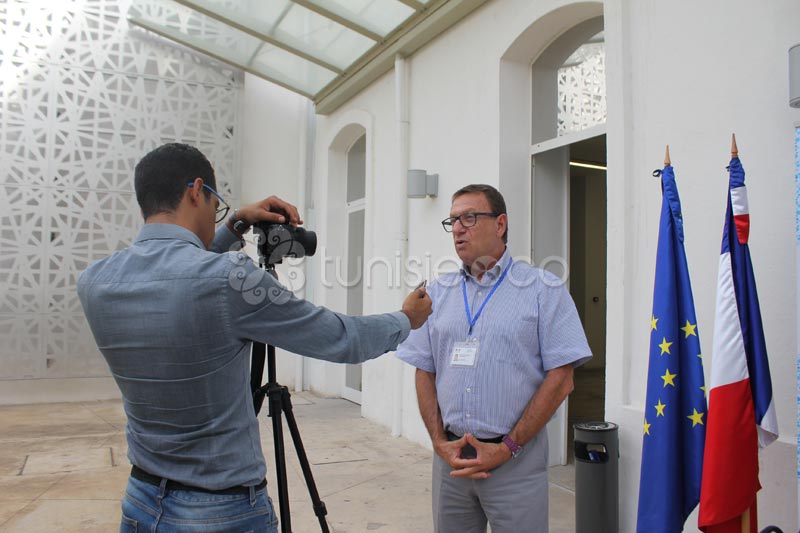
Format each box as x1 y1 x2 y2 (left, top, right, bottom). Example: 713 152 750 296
446 430 503 444
131 465 267 496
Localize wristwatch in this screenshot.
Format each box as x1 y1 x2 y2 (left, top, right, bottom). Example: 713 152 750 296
229 209 251 235
502 435 523 458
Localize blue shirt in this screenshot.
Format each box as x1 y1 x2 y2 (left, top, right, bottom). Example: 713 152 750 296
397 249 591 439
77 223 410 490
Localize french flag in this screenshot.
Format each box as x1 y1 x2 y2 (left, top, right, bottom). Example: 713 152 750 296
698 153 778 533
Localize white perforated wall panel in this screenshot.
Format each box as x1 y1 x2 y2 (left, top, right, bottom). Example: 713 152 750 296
0 0 242 380
557 40 606 136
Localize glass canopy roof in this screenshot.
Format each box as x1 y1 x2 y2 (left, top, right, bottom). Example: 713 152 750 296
127 0 482 112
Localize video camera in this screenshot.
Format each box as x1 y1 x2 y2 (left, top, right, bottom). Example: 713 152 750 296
253 221 317 266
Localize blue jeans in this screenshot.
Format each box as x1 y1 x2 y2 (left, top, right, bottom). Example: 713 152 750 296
120 476 278 533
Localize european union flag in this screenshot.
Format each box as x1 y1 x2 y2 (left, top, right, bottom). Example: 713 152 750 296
636 162 707 533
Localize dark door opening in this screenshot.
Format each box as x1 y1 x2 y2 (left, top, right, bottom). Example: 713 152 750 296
566 134 607 461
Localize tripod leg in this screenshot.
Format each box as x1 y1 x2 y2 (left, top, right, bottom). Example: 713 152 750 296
260 342 330 532
280 388 330 533
269 385 292 533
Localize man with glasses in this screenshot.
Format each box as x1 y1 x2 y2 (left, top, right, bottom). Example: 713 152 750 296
397 184 591 533
78 143 432 533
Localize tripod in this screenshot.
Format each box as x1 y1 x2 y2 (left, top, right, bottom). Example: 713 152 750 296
250 266 329 533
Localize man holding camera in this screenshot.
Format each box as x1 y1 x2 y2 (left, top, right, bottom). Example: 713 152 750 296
77 143 432 532
397 184 591 533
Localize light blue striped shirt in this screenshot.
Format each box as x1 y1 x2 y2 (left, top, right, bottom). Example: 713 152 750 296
78 223 410 490
397 249 591 439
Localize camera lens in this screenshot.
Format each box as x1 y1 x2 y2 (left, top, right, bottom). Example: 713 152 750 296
253 222 316 265
293 227 317 257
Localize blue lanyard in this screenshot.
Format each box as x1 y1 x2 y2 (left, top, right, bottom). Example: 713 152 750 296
462 259 512 337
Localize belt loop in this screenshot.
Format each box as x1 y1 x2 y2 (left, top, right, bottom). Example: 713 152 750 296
155 477 168 526
249 485 256 506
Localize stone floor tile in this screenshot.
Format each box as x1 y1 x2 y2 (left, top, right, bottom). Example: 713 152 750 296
78 400 127 429
0 404 117 439
0 454 24 477
550 462 576 492
0 499 120 532
0 435 114 456
550 482 577 532
0 473 64 501
38 466 129 500
0 501 31 528
306 446 367 466
22 447 112 475
318 468 433 533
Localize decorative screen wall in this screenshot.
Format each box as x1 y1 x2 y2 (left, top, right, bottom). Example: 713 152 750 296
0 0 242 380
557 33 606 136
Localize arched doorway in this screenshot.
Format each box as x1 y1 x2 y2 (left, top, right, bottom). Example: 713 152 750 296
325 124 369 403
500 4 606 466
531 17 607 465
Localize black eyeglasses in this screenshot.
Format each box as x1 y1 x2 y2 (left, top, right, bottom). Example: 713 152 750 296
441 212 499 232
187 182 230 223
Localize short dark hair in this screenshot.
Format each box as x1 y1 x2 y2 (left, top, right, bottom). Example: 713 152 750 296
134 143 216 219
451 184 508 243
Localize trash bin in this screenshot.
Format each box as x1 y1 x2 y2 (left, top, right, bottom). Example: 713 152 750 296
574 421 618 533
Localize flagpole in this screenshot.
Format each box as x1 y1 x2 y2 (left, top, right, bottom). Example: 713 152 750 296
732 132 753 533
665 144 671 166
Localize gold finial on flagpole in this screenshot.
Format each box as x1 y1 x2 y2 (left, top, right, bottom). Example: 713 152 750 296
664 145 671 166
731 133 738 158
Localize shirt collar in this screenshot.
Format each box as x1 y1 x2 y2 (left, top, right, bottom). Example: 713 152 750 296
134 223 205 249
461 247 511 283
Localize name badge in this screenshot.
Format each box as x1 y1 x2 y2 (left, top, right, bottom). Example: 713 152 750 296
450 339 479 367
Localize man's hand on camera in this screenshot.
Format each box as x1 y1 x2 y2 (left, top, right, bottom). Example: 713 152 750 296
237 196 303 227
402 286 432 329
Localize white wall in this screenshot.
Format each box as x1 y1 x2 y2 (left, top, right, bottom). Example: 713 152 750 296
606 1 800 530
311 75 410 406
302 0 800 531
239 74 309 388
241 75 306 205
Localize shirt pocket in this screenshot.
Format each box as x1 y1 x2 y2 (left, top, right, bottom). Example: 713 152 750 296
490 313 538 368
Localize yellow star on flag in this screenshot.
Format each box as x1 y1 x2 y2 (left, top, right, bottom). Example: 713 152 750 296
687 408 705 427
661 368 677 387
643 418 651 435
697 352 703 359
700 385 706 397
654 399 666 417
651 315 658 331
681 320 698 338
659 337 673 355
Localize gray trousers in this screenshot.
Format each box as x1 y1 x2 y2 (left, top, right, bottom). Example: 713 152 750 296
431 432 549 533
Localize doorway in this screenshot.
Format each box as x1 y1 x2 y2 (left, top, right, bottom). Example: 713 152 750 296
532 133 606 465
522 12 606 467
566 135 607 460
342 134 366 404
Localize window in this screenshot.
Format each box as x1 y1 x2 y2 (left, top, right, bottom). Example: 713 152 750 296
344 133 366 401
557 31 606 136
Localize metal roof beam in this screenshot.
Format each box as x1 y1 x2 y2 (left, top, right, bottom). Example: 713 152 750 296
397 0 426 11
292 0 383 42
128 16 315 99
171 0 343 74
